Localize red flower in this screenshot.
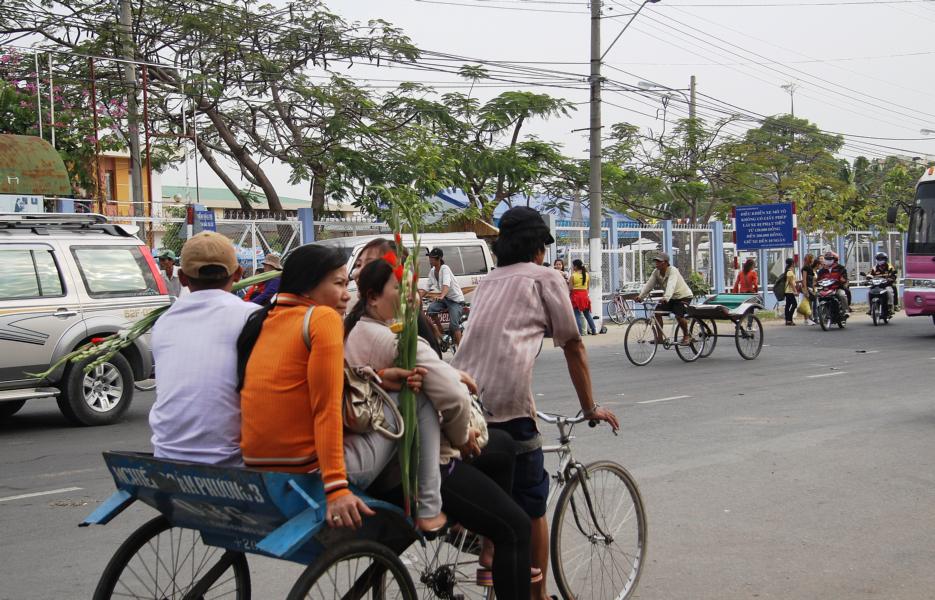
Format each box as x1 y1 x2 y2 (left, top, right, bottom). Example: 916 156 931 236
394 265 404 282
90 337 105 344
394 232 402 245
382 250 398 266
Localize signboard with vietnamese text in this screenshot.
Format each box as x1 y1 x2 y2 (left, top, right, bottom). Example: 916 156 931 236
733 203 795 250
0 194 43 213
194 207 217 233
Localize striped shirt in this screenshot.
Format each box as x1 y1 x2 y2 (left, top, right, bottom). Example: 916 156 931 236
452 262 581 424
239 294 350 499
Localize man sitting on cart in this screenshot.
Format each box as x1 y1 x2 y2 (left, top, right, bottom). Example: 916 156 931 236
635 252 695 345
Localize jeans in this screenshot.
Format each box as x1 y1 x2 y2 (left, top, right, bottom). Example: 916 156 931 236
343 394 442 518
574 308 597 335
428 298 465 333
784 293 798 322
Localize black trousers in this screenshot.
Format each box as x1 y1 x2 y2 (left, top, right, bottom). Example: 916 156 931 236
785 293 798 322
373 429 531 599
441 429 532 600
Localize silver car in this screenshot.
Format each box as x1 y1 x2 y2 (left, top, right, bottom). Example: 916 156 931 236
0 213 170 425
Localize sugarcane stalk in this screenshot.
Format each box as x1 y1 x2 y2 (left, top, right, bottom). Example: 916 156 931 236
25 268 282 380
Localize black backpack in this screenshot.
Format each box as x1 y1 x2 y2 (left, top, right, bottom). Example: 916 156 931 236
773 270 788 301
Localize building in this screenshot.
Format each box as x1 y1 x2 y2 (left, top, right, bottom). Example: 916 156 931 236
94 149 157 217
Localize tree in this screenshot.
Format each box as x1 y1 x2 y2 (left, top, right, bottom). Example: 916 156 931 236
1 0 418 212
722 115 846 207
0 48 125 195
434 90 575 220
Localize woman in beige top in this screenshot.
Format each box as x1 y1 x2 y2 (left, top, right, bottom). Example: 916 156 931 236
345 258 534 600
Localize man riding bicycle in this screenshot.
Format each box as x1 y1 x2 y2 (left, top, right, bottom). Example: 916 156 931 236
425 247 465 347
635 252 695 345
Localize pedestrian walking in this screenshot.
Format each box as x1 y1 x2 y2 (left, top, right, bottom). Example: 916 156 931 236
731 258 759 293
570 259 597 335
782 258 798 326
799 254 817 325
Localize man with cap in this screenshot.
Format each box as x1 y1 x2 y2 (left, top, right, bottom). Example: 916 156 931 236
636 251 695 345
149 232 260 466
425 247 466 347
453 206 619 600
155 248 184 297
243 253 282 306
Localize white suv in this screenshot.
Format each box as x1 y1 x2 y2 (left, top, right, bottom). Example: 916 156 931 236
0 213 170 425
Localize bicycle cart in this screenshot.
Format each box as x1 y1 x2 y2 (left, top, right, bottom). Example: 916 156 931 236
686 293 765 360
82 451 419 599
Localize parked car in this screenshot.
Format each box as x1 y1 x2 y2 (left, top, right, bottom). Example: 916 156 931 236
0 213 170 425
314 232 495 301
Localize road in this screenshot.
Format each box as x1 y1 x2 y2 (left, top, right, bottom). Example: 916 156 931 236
2 313 934 599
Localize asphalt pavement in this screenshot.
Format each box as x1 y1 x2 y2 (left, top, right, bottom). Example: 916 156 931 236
2 311 934 599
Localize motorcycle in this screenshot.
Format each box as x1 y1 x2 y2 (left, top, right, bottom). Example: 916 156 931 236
815 278 847 330
862 273 894 326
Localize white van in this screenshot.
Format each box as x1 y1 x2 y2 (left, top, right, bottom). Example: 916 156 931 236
313 232 494 300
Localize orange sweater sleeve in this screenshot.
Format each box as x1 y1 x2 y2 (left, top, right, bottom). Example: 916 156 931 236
307 308 351 500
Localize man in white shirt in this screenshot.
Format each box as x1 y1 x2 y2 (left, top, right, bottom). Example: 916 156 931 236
426 247 465 346
635 252 695 345
156 249 185 297
149 232 260 466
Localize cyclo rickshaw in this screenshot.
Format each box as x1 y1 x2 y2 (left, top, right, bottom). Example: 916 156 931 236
83 411 646 600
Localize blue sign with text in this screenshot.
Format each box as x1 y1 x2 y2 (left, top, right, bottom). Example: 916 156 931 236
734 203 794 250
194 208 217 233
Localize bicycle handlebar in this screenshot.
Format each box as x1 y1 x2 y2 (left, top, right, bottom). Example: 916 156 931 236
536 411 600 428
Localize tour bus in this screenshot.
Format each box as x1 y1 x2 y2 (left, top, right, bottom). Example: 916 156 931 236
891 167 935 325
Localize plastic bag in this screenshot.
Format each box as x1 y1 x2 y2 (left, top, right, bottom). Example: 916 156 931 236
797 295 812 318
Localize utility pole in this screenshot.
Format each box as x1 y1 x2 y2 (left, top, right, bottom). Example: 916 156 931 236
588 0 604 324
781 82 798 117
118 0 144 217
588 0 659 320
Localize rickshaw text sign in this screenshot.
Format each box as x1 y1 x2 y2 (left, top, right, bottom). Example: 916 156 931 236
734 203 795 250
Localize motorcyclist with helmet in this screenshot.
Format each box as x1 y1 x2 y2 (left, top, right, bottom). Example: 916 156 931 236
866 251 899 314
816 251 849 318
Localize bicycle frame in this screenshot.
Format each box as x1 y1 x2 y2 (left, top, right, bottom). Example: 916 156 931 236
540 414 614 543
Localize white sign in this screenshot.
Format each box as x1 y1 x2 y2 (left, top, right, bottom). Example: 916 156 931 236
0 195 43 213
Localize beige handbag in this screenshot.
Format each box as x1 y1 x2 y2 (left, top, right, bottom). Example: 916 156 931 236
302 306 404 440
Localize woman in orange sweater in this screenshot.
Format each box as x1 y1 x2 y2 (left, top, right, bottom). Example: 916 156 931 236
237 245 414 529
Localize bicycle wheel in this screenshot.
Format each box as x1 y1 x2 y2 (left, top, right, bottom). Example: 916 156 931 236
700 319 718 357
400 528 490 600
92 516 250 600
287 539 416 600
551 461 647 600
735 314 764 360
674 317 706 363
623 318 657 366
607 301 625 325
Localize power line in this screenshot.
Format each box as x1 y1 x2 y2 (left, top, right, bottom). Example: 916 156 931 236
609 0 935 130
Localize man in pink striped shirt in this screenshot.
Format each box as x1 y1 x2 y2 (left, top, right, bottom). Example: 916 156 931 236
453 206 619 600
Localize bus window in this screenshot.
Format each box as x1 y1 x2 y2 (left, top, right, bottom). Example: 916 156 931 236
909 184 935 254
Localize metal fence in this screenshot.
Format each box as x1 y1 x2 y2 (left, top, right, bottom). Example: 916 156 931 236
110 216 303 274
552 218 907 305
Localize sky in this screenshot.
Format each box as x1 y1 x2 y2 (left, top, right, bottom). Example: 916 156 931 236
164 0 935 200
